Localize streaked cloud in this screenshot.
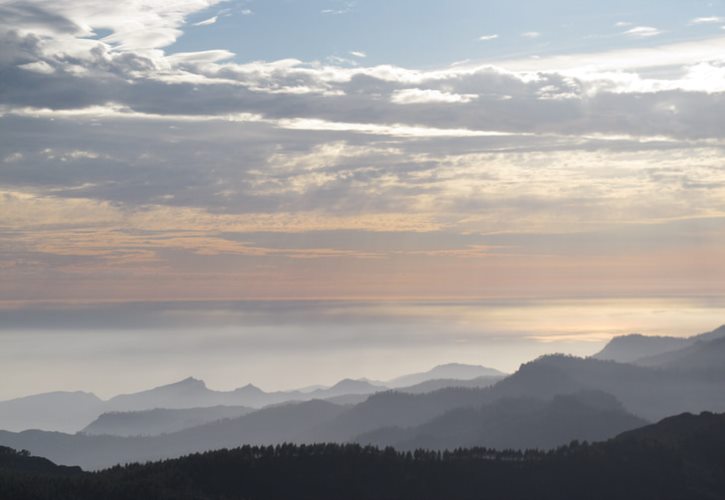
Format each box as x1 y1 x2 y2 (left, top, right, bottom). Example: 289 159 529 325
390 88 479 104
689 16 725 25
478 34 499 41
623 26 662 38
194 15 219 27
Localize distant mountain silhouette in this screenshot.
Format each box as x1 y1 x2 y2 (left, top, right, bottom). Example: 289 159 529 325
0 376 384 434
696 324 725 341
637 335 725 372
593 334 690 363
315 387 491 442
2 412 724 500
312 379 385 398
300 376 504 407
356 391 647 450
386 363 505 388
593 324 725 364
318 352 725 441
105 377 216 412
81 405 254 437
103 377 339 411
396 375 504 394
0 365 500 433
3 348 724 469
0 400 347 469
0 392 103 433
496 354 725 420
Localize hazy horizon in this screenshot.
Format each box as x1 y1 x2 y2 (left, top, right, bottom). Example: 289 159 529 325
2 296 724 400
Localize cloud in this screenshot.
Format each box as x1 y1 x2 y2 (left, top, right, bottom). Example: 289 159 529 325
194 15 219 27
17 61 55 74
479 34 499 41
2 0 725 305
521 31 541 38
390 88 479 104
349 51 366 58
689 16 725 25
623 26 662 38
3 152 24 163
321 3 355 16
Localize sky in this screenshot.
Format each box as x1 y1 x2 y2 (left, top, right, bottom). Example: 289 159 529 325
1 0 725 398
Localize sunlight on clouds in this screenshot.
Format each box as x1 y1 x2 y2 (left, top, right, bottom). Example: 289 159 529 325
1 0 725 303
391 88 479 104
276 118 515 138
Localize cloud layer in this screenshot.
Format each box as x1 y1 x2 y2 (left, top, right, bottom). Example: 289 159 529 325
1 0 725 302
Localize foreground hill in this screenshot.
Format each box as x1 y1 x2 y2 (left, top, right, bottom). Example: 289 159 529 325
0 446 81 476
1 412 723 500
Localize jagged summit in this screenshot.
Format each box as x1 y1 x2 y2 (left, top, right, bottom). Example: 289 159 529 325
172 377 207 389
233 384 265 394
387 363 505 388
330 379 379 390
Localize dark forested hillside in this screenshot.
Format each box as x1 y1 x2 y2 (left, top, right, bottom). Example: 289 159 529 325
0 412 724 500
0 446 81 476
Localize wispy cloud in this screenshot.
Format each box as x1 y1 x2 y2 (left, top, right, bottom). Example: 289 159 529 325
623 26 662 38
521 31 541 38
479 34 499 41
194 15 219 26
349 51 367 58
689 16 725 25
321 3 355 15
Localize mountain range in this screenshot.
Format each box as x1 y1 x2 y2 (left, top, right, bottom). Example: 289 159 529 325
2 349 723 468
0 364 505 433
0 325 723 470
